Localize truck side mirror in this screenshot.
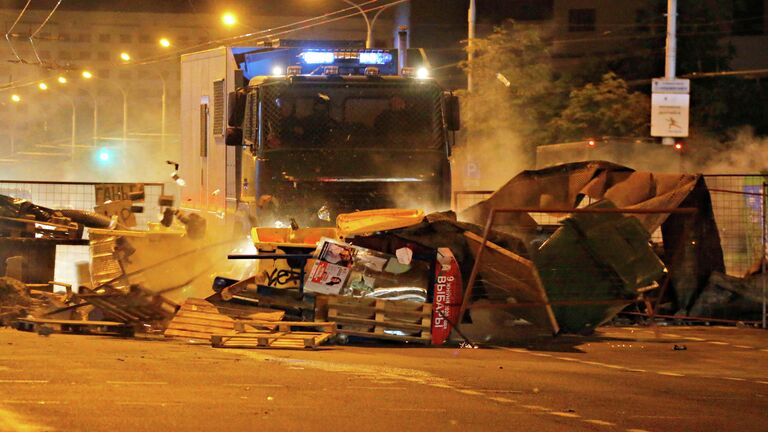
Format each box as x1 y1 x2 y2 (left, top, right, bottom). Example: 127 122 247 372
228 89 247 127
446 94 461 131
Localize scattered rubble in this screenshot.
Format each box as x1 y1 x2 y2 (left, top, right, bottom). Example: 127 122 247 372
1 161 763 352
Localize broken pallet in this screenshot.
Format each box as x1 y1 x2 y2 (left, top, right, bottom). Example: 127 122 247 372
322 296 432 344
212 321 335 350
164 298 284 342
13 317 134 337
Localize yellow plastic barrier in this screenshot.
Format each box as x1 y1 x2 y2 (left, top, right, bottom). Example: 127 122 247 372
336 208 425 237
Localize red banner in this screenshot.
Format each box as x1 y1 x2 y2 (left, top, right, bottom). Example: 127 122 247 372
431 248 463 345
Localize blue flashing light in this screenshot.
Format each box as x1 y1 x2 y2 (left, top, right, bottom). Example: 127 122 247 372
97 148 111 164
301 51 335 64
359 52 392 65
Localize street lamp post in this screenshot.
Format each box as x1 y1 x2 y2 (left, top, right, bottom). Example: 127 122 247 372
83 71 128 148
341 0 399 48
40 86 77 159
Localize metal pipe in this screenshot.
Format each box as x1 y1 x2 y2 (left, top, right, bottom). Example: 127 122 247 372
454 207 496 341
763 181 767 329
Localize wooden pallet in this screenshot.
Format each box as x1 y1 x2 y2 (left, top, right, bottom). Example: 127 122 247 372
13 317 134 337
78 289 178 324
164 298 284 342
322 296 432 344
211 321 335 350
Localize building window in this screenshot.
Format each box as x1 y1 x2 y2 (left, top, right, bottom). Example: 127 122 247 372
733 0 764 35
79 51 91 60
58 51 71 60
568 8 596 32
98 51 109 61
120 34 132 43
58 32 70 41
119 70 133 80
98 69 111 79
77 33 92 43
139 34 151 43
99 34 111 43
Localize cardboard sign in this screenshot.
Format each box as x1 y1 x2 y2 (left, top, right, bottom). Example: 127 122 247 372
95 183 144 205
431 248 463 345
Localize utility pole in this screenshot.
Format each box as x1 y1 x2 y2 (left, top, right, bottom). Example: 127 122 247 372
665 0 677 80
662 0 677 146
467 0 476 93
651 0 689 158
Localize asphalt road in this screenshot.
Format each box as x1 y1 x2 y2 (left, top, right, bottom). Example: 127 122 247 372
0 325 766 432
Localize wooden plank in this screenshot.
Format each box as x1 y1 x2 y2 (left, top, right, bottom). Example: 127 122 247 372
165 322 233 334
173 310 235 323
464 231 560 334
165 329 218 340
13 318 133 336
17 317 126 326
211 331 332 350
167 316 234 329
334 316 428 332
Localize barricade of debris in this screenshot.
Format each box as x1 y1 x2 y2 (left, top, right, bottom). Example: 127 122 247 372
3 161 761 349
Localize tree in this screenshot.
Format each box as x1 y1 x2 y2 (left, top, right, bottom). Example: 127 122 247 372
459 21 566 167
546 72 651 142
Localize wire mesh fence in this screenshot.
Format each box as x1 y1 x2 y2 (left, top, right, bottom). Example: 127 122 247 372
0 180 165 289
703 175 766 278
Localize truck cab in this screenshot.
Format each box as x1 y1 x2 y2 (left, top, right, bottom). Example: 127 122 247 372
180 42 459 227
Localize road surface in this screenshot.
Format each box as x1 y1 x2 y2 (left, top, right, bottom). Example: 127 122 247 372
0 325 766 431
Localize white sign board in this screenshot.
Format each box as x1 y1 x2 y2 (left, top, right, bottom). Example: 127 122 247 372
652 78 690 94
651 93 690 138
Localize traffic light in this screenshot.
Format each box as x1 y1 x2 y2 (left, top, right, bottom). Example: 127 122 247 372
674 141 683 151
94 147 114 166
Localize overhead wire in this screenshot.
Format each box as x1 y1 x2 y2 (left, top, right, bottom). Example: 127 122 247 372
29 0 63 65
0 0 395 91
4 0 32 64
128 0 405 67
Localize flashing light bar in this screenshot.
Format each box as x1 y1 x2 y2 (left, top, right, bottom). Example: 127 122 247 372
299 49 393 65
300 51 335 64
359 52 392 65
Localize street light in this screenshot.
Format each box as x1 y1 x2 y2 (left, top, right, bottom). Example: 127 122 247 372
38 82 48 91
57 76 67 84
120 52 131 62
10 94 20 102
82 70 93 79
338 0 399 49
221 12 237 27
159 37 171 48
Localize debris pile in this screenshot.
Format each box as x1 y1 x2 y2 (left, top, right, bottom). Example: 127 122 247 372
2 161 761 349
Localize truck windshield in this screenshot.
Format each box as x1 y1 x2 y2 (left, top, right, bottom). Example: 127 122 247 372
260 83 443 150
